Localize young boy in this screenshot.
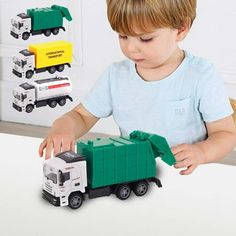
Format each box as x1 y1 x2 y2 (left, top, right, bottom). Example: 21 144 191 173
39 0 236 175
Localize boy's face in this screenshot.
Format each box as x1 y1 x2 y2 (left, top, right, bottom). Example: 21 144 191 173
118 27 181 69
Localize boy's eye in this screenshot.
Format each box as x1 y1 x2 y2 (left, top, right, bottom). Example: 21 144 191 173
140 37 153 42
119 35 128 40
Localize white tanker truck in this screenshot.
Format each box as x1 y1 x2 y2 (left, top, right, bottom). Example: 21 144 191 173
12 76 73 113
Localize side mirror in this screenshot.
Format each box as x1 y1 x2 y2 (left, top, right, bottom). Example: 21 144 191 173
59 170 65 186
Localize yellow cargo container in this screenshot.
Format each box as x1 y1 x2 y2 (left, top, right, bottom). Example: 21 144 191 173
29 41 72 69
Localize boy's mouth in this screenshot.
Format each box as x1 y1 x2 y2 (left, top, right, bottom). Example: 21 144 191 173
132 58 145 63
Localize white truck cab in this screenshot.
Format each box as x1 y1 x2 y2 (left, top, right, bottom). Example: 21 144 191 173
12 83 35 112
42 151 87 208
11 13 31 40
13 49 35 78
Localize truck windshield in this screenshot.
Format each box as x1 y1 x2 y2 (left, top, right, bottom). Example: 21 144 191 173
43 165 57 184
18 22 23 29
21 93 27 102
13 59 21 67
13 90 20 100
14 93 21 100
11 19 17 28
45 173 57 184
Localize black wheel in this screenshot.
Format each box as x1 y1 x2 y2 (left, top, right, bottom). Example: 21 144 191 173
116 184 131 200
56 64 65 72
44 29 51 37
133 181 148 196
26 104 34 113
69 192 83 209
22 32 30 40
48 100 57 108
52 28 59 35
26 70 34 79
58 98 66 106
48 66 56 74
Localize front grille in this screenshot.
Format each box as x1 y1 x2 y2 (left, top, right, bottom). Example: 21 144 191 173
45 182 52 194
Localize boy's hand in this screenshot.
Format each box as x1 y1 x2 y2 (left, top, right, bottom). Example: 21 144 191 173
171 143 206 175
39 129 75 160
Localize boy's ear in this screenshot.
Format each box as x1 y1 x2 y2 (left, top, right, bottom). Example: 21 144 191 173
176 17 191 41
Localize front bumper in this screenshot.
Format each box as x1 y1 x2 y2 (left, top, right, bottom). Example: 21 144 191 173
13 69 22 78
10 31 19 39
42 190 60 207
13 103 22 112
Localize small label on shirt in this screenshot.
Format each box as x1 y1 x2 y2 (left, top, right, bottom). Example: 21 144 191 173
175 108 186 116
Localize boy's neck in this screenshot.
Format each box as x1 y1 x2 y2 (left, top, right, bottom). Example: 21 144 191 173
135 48 185 82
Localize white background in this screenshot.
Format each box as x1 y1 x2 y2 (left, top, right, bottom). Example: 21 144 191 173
1 133 236 236
0 0 236 135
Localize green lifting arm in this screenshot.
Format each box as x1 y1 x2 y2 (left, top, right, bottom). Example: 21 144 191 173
130 130 176 166
52 5 73 21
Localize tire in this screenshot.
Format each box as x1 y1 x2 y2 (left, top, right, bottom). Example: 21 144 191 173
43 29 51 37
26 104 34 113
58 98 66 106
22 32 30 40
115 184 131 200
69 192 83 209
56 64 65 72
48 66 56 74
52 28 59 35
48 100 57 108
26 70 34 79
133 181 148 196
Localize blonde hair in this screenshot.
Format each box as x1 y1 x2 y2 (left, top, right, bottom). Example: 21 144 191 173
107 0 197 35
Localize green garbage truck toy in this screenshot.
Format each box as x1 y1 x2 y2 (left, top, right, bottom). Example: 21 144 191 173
42 131 176 209
11 5 72 40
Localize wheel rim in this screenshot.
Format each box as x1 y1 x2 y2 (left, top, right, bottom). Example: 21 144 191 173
44 30 51 36
53 28 59 35
59 99 66 106
120 186 131 199
26 71 33 79
23 33 29 40
136 183 147 195
49 67 56 74
71 196 82 208
26 105 33 113
57 65 64 72
49 101 57 108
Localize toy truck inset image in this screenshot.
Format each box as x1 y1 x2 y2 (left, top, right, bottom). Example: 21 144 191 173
11 5 72 40
12 76 73 113
42 131 176 209
13 41 72 79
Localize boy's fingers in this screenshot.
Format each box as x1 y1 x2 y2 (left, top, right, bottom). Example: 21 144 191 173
174 158 192 169
53 141 62 157
39 140 47 157
171 144 186 155
61 140 72 153
45 143 53 160
174 150 190 162
71 140 75 152
180 165 196 175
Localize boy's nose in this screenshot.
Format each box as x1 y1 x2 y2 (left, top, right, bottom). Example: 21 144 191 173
126 41 140 53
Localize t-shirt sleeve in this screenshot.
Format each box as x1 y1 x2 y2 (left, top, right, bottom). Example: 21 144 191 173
81 66 113 118
197 65 233 122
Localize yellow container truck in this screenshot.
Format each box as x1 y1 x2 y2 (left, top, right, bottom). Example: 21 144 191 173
12 41 72 79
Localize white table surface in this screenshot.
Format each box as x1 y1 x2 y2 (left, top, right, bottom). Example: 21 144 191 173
1 133 236 236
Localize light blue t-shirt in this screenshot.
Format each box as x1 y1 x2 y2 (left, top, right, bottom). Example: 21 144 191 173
82 51 233 147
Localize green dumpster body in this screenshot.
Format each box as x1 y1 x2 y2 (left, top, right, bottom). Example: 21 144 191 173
27 5 72 31
77 131 176 189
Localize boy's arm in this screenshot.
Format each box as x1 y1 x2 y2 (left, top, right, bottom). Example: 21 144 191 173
172 116 236 175
39 104 99 159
